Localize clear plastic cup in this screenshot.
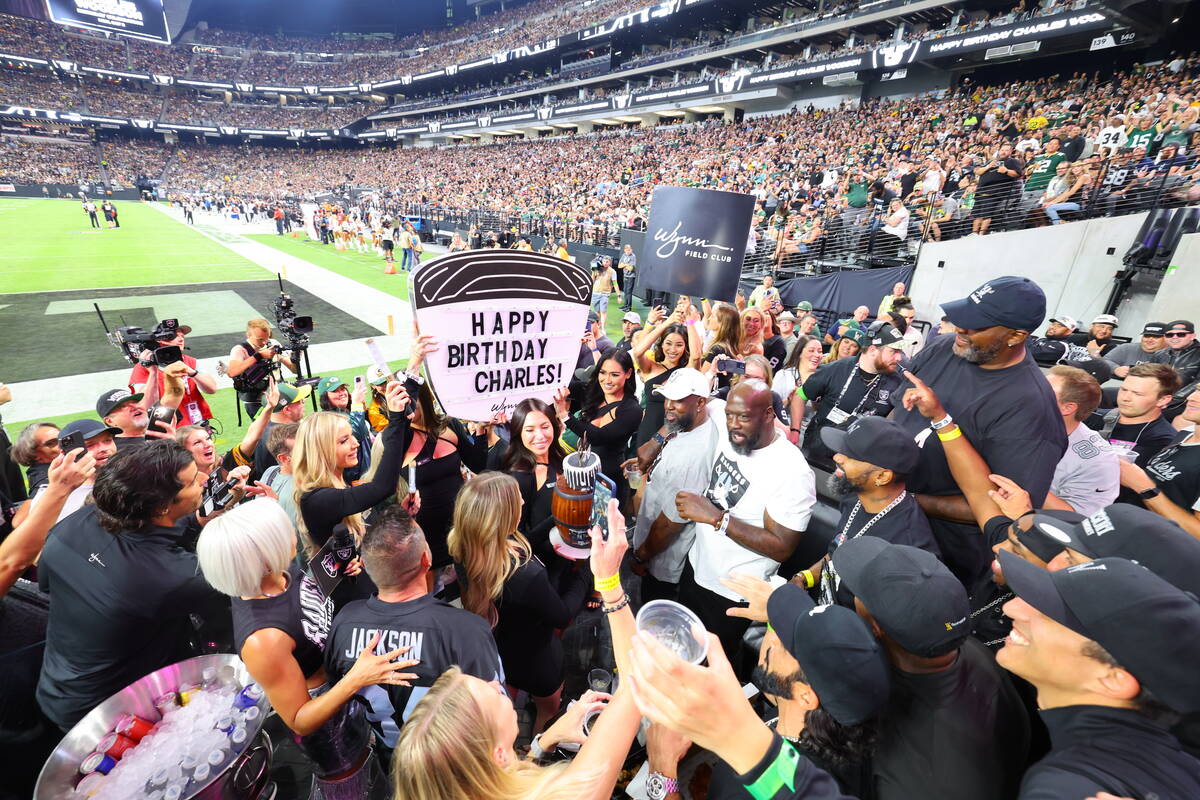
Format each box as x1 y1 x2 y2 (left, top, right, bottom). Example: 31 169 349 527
635 600 708 664
624 464 644 491
587 668 612 693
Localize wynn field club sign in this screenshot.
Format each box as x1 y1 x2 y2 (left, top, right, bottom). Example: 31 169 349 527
639 185 756 302
410 250 592 421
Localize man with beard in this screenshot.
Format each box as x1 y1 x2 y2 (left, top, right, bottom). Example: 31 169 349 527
1067 314 1120 357
1106 321 1169 378
630 369 722 604
702 582 890 799
674 380 815 662
804 416 940 607
888 276 1067 587
97 388 151 450
798 322 905 470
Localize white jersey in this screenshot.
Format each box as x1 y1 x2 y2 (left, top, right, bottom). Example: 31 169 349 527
1050 423 1120 516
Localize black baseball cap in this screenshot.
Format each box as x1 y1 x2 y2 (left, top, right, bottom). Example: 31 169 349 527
60 418 121 441
1166 320 1195 334
767 583 891 726
941 276 1047 332
820 415 920 475
1142 322 1168 336
96 388 144 418
1013 510 1085 563
832 537 970 657
868 322 905 350
1000 553 1200 713
1046 505 1200 596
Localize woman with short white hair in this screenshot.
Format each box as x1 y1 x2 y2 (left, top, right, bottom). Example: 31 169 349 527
198 498 418 797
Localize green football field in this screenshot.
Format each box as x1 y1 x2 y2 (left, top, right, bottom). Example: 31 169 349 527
0 198 263 292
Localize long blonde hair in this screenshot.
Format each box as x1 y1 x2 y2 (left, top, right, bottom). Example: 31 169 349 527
291 411 364 556
447 473 531 627
393 667 590 800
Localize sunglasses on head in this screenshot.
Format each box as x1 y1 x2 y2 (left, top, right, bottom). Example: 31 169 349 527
1166 331 1192 338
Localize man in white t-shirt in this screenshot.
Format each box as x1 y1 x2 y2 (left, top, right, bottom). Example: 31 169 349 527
1095 115 1127 159
1046 366 1119 515
631 369 722 604
674 380 816 662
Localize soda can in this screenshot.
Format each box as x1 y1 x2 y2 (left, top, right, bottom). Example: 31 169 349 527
114 713 154 742
79 751 117 776
178 682 202 705
153 692 179 716
74 772 106 797
97 731 136 759
233 683 263 710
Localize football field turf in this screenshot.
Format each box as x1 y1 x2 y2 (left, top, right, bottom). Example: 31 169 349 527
0 198 263 293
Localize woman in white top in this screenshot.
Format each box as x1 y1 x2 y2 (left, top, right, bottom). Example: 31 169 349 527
880 198 911 242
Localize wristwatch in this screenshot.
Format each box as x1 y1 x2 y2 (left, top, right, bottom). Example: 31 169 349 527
1139 486 1162 500
646 772 679 800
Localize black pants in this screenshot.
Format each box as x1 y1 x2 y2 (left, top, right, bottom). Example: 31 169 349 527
638 572 679 606
239 391 264 420
88 211 99 228
678 561 750 670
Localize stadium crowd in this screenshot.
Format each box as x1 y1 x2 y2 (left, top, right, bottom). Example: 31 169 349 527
0 136 102 185
4 263 1200 800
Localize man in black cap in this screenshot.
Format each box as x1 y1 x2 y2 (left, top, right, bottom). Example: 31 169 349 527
998 554 1200 797
888 276 1067 586
703 583 891 799
1153 320 1200 386
1106 321 1169 378
96 388 149 450
796 322 905 470
807 416 939 607
832 537 1030 800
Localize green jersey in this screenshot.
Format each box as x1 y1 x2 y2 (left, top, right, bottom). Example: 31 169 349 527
1025 153 1066 192
1126 127 1155 150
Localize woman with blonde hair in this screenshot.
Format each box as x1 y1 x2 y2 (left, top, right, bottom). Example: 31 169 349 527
395 501 643 800
198 498 418 797
449 473 587 733
701 302 743 392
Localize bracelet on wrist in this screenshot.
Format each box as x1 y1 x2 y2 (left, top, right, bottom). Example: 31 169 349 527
801 569 815 589
601 593 631 614
594 573 621 592
937 426 963 442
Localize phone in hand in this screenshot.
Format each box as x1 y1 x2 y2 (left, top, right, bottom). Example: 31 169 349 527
717 357 747 375
591 472 617 541
59 430 85 454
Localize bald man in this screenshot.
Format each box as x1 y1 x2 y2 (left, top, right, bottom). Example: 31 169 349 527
674 380 816 663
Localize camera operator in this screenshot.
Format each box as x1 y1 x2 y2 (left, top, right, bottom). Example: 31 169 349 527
129 321 216 424
227 318 299 418
35 440 225 730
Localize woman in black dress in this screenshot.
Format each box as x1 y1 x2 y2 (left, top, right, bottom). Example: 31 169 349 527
631 300 703 447
486 395 568 552
448 472 587 734
555 350 641 505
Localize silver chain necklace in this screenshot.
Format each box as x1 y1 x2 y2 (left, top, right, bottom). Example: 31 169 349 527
835 490 908 547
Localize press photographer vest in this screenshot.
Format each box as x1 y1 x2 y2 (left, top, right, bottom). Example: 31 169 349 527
232 340 273 393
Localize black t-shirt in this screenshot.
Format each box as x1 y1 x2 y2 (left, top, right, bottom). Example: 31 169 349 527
824 494 941 607
324 593 503 750
1021 706 1200 799
232 564 333 679
1146 435 1200 512
874 637 1030 800
976 157 1022 193
1108 416 1179 467
889 336 1067 585
763 335 788 373
36 505 224 728
113 434 146 451
707 723 874 799
801 358 901 467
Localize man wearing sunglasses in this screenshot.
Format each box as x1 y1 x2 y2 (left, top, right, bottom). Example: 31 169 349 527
1153 320 1200 387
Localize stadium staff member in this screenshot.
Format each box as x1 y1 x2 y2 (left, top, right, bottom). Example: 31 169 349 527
889 276 1067 586
1106 321 1169 378
129 320 216 425
999 553 1200 797
36 440 223 729
227 318 299 418
1153 319 1200 388
833 537 1031 800
812 416 940 607
323 505 503 751
792 322 905 463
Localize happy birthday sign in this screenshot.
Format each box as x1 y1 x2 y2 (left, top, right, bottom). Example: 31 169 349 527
410 250 592 421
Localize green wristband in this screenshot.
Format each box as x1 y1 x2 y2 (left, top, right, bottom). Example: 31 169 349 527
794 387 808 402
745 739 800 800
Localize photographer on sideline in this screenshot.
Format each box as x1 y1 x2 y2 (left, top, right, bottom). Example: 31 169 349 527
227 318 299 419
129 321 216 425
35 440 224 730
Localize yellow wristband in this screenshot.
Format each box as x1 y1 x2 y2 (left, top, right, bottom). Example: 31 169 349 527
802 569 815 589
937 426 963 442
594 573 621 593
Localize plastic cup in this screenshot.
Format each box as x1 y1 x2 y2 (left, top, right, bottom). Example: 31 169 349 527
587 668 612 693
635 600 708 664
624 464 644 490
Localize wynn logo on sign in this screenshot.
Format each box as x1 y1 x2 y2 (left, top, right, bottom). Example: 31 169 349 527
652 221 734 261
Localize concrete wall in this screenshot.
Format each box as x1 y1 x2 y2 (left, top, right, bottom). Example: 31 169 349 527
908 212 1154 335
1149 232 1200 323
